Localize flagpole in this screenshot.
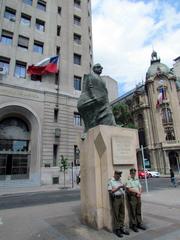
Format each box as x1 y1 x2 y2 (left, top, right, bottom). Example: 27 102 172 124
56 56 60 108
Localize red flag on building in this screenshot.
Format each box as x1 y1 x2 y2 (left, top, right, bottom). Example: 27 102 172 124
27 56 59 76
156 87 166 108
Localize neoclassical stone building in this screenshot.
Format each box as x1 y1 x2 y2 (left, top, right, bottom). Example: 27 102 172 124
0 0 93 187
112 52 180 174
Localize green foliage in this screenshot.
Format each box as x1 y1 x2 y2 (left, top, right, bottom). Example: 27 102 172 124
60 155 68 172
59 155 69 188
112 102 136 129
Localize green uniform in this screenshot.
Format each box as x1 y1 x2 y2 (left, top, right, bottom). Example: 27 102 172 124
126 177 142 227
108 177 125 230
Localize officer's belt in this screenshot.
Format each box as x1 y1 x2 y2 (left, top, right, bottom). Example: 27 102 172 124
114 194 124 199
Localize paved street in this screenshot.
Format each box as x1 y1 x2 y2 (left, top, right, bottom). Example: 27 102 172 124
0 189 80 210
0 177 176 210
0 177 180 240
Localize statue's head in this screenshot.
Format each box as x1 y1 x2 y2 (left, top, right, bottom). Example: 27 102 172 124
93 63 103 75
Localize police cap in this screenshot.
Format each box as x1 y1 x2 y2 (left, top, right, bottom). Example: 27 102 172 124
114 170 122 175
130 168 136 173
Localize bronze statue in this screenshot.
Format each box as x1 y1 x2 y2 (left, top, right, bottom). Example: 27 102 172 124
77 63 116 136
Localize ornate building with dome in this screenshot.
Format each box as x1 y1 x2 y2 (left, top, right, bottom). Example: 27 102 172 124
112 51 180 174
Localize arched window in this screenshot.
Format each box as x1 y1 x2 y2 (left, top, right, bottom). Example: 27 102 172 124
161 108 173 124
0 117 30 178
137 114 144 128
0 117 30 152
136 114 146 147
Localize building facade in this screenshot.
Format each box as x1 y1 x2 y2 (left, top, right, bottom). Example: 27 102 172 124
0 0 93 187
112 52 180 174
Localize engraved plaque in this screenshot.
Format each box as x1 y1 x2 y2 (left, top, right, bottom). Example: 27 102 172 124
112 136 135 165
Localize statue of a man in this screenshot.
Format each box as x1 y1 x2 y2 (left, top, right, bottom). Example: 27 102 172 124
77 63 116 135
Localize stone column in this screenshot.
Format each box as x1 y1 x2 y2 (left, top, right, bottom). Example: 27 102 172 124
164 150 170 174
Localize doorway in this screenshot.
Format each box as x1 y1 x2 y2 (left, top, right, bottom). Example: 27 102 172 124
169 151 180 173
6 155 12 175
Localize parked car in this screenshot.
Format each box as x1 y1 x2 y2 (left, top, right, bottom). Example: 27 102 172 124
138 170 150 179
146 170 160 178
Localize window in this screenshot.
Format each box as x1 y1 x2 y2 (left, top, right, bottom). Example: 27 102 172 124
89 63 92 71
33 40 44 54
1 30 13 45
165 127 175 141
56 46 60 55
88 26 91 40
31 75 42 81
74 0 81 8
74 112 82 126
23 0 33 6
0 117 30 179
57 25 61 36
74 33 81 44
0 57 10 74
4 7 16 22
74 145 80 166
54 108 59 122
74 15 81 26
74 54 81 65
89 44 91 52
14 61 26 78
20 13 31 26
37 0 46 11
74 76 81 91
35 19 45 32
53 144 58 166
162 108 173 124
57 6 61 15
18 35 29 49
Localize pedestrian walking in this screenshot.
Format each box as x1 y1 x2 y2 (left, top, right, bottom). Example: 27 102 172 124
170 168 176 187
108 171 130 238
126 168 146 232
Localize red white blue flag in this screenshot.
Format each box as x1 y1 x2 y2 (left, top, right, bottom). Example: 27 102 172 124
156 87 166 108
27 56 59 76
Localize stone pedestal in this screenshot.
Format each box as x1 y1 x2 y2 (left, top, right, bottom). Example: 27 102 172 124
78 125 138 231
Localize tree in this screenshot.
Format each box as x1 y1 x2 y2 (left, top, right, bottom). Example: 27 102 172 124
59 155 68 188
112 102 136 128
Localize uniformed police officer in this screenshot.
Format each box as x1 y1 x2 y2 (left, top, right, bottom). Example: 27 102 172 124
126 168 146 232
108 171 129 238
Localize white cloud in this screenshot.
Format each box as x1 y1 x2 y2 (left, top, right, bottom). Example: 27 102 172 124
91 0 180 95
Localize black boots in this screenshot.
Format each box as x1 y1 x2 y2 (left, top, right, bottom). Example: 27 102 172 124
137 224 146 230
120 228 130 235
114 229 123 238
131 225 139 232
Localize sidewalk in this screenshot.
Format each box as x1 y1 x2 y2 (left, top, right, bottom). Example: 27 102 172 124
41 187 180 240
0 183 80 196
0 181 180 240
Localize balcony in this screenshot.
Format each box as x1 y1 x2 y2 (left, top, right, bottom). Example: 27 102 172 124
162 140 180 149
132 102 149 112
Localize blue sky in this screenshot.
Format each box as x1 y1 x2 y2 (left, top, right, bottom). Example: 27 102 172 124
91 0 180 96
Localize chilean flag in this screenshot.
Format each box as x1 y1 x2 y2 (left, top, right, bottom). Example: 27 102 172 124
27 56 59 76
156 87 166 108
